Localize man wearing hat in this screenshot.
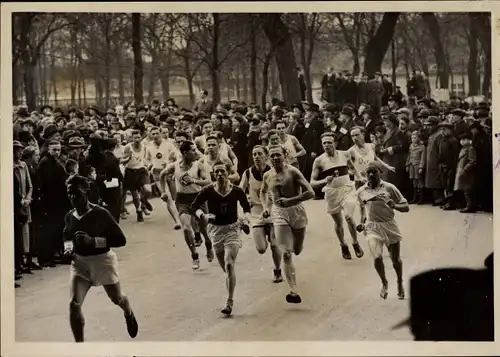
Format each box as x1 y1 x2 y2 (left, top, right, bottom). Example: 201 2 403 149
436 121 460 210
422 116 444 205
67 137 88 176
449 108 469 137
357 72 370 105
343 72 358 107
367 73 384 114
37 139 71 267
321 67 336 103
301 103 325 186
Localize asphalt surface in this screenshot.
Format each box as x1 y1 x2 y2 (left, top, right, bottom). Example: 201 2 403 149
15 198 492 342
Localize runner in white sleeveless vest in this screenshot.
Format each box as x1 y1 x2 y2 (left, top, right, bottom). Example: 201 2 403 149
310 132 365 260
275 120 306 169
160 140 214 270
240 145 283 283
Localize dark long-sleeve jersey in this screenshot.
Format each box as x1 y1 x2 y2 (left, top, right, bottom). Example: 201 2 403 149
63 204 126 256
190 184 251 226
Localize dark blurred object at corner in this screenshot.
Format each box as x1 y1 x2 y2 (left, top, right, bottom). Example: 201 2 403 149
393 252 493 341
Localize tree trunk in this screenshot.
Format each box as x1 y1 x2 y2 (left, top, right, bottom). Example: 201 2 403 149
211 13 221 104
250 20 258 103
131 13 144 104
183 55 195 105
69 30 78 104
261 13 301 105
242 63 248 102
470 13 491 96
391 39 397 89
50 37 58 103
467 19 479 96
261 54 272 109
104 33 111 108
235 65 241 101
363 13 400 77
23 59 37 110
421 13 449 89
148 53 158 102
115 46 125 103
160 26 174 101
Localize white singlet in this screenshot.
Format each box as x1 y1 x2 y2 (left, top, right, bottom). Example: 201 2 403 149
282 135 298 165
174 161 203 194
124 143 145 169
348 143 376 177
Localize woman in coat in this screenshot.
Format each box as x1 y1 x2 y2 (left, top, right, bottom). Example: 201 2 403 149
454 132 477 213
423 117 444 205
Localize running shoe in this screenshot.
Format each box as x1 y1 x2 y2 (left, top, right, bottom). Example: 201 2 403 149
397 281 405 300
341 244 352 260
273 269 283 283
192 253 200 270
380 283 388 299
142 208 151 216
352 243 364 258
286 292 302 304
136 211 144 222
124 311 139 338
194 233 203 247
206 248 214 262
120 212 128 220
174 224 181 230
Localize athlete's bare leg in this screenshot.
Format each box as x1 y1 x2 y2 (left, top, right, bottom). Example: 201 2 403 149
69 276 91 342
387 242 404 299
103 282 139 338
253 226 282 282
367 237 388 299
215 244 239 315
179 213 199 269
159 185 181 229
275 224 303 303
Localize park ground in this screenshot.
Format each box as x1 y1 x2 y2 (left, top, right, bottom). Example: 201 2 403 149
15 198 492 342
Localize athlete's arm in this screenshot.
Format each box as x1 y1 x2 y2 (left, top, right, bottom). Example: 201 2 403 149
96 208 127 248
235 186 251 214
195 162 212 186
291 136 306 158
289 167 315 205
191 186 210 218
226 145 238 165
260 171 271 211
121 145 131 165
357 190 367 223
239 168 249 193
310 157 329 188
159 163 175 193
346 153 363 181
227 159 240 183
387 184 409 213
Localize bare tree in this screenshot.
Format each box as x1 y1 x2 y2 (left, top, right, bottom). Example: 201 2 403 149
131 13 144 103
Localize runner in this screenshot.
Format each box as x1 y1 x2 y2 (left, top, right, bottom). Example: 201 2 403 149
191 160 251 316
356 161 409 299
239 145 283 283
121 130 153 222
348 126 395 190
194 119 213 153
260 145 315 304
63 175 138 342
310 132 364 260
200 135 240 183
275 120 306 169
160 140 214 269
145 126 181 229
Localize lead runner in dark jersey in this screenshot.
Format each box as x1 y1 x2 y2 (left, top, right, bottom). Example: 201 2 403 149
63 175 138 342
191 160 251 316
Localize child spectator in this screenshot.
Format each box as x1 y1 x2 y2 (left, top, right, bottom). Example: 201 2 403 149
406 130 426 204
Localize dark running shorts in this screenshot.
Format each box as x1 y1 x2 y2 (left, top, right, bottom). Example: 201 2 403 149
123 167 150 191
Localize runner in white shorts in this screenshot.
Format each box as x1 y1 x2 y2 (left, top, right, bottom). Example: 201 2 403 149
260 145 315 304
310 132 364 260
356 161 409 300
63 175 138 342
240 145 283 283
191 160 251 316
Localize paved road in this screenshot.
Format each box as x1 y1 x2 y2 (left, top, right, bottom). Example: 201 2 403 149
15 199 492 342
